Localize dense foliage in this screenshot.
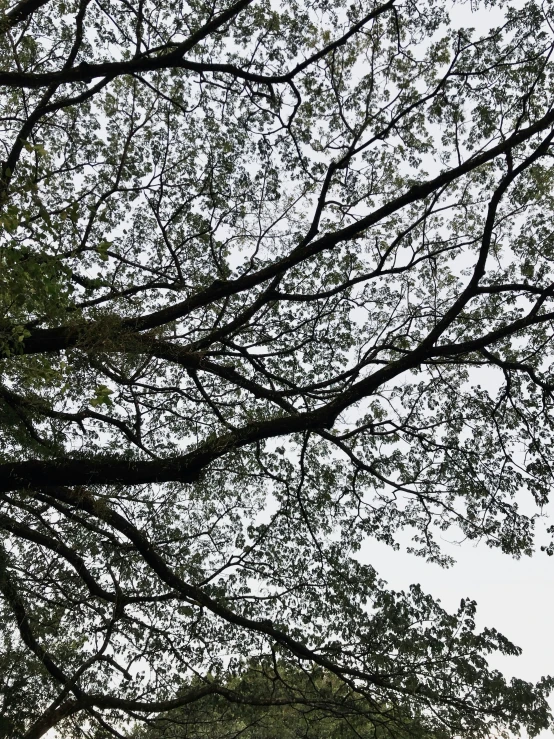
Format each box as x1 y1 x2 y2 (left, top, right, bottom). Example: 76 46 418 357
135 660 453 739
2 0 554 736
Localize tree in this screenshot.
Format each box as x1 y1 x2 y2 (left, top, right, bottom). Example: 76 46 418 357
134 660 452 739
1 0 554 736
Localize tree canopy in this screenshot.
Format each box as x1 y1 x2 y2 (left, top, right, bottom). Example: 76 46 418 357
2 0 554 736
134 659 453 739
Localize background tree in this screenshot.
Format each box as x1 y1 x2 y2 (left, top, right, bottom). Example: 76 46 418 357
134 660 452 739
1 0 554 736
